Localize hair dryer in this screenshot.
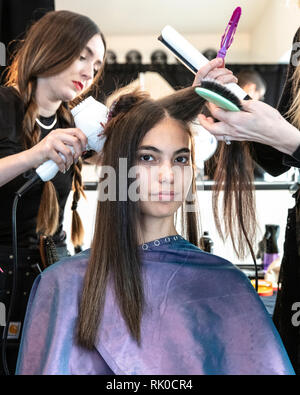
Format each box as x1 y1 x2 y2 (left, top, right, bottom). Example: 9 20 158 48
17 97 108 196
36 97 108 182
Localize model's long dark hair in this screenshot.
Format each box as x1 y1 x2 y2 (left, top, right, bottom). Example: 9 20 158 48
5 10 106 249
208 141 256 259
77 87 206 349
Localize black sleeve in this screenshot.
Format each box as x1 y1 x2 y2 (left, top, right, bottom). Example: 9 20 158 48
0 86 24 156
250 143 290 177
250 27 300 175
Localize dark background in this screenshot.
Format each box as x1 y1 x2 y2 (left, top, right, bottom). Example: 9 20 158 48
99 62 288 108
0 0 288 109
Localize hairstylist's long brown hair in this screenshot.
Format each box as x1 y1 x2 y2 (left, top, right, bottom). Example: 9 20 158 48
284 27 300 129
5 10 106 248
77 87 205 349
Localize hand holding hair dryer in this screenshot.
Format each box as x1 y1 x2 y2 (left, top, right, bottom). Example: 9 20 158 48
36 97 108 182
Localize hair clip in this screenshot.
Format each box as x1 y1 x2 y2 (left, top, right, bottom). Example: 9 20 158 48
107 100 118 122
217 6 242 62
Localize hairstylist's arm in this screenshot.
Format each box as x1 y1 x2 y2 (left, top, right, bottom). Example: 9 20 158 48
0 128 87 187
198 100 300 156
193 57 238 86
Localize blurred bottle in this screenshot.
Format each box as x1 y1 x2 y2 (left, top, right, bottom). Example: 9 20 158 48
257 224 280 273
200 231 214 253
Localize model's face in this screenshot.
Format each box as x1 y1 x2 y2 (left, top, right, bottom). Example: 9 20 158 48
136 117 193 219
40 34 105 102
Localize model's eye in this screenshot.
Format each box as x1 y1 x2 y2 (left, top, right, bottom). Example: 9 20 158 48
79 55 86 61
175 156 189 164
139 154 154 162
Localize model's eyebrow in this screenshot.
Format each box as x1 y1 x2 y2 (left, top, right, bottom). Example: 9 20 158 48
84 45 102 66
138 145 190 155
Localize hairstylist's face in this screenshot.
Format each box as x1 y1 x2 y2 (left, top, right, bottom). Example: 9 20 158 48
136 117 193 219
38 34 105 102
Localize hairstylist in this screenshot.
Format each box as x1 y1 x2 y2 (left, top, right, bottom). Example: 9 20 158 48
0 10 106 374
199 27 300 374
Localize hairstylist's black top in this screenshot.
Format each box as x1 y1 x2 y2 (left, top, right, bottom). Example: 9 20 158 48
250 27 300 374
251 27 300 174
0 86 73 249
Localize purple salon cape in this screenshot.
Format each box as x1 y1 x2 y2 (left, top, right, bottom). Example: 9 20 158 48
16 236 294 375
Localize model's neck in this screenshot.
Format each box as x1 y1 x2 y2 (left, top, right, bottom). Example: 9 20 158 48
138 215 178 244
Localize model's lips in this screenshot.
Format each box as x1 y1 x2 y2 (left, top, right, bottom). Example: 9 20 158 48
72 81 84 91
151 191 177 201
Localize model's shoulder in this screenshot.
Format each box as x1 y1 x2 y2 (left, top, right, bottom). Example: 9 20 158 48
179 238 234 268
165 240 256 304
40 249 90 284
175 238 252 286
